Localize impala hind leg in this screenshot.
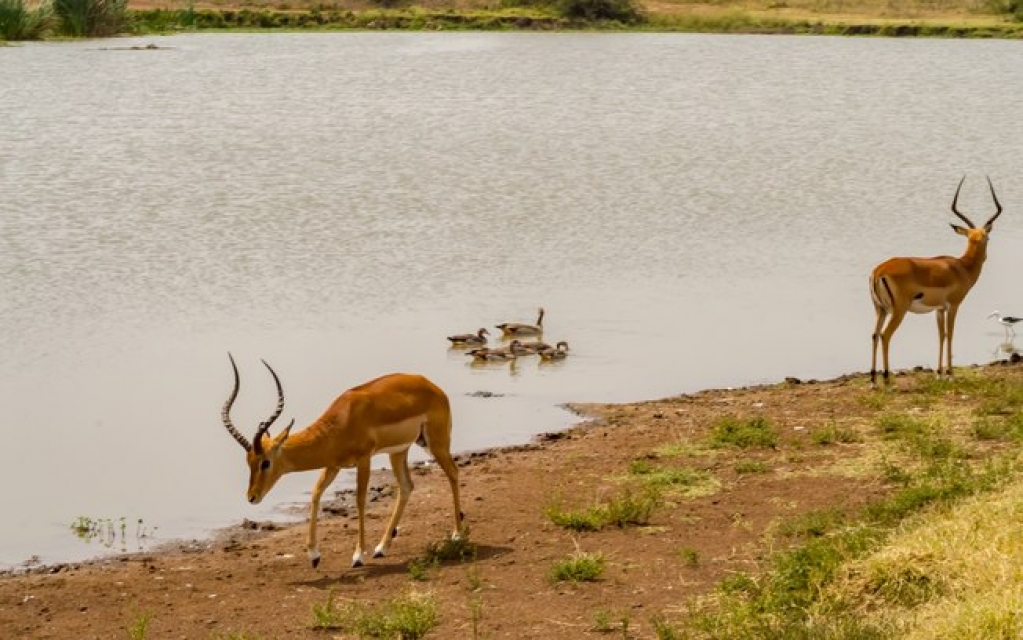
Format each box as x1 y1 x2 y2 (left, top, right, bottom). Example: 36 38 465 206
871 306 888 387
374 450 413 559
352 457 372 567
431 447 464 540
879 306 909 386
307 466 340 569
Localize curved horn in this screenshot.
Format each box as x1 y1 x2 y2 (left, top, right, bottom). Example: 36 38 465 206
252 359 286 455
950 175 976 229
983 175 1003 230
222 353 252 451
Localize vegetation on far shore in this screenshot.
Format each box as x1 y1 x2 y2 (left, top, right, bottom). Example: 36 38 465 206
3 0 1023 40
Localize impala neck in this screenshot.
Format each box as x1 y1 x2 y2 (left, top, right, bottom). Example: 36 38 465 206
959 236 988 279
274 421 333 473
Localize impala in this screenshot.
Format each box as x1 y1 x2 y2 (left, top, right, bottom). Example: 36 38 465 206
220 354 464 568
869 176 1003 386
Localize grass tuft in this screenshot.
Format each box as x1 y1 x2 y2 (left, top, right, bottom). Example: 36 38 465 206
709 416 779 449
313 588 438 638
550 551 605 583
546 486 662 531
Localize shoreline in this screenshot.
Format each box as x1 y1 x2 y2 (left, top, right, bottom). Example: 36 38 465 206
4 360 1021 637
0 361 1003 578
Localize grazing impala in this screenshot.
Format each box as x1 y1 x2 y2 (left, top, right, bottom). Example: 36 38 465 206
870 176 1004 386
220 354 463 568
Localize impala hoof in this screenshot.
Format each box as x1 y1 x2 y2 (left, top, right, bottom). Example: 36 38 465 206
373 548 385 559
308 550 321 568
352 551 364 568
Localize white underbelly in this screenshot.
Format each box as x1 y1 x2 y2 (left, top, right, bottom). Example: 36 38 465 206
909 300 949 314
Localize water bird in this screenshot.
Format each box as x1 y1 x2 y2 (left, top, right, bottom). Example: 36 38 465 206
517 340 551 354
988 311 1023 338
469 348 519 362
496 307 544 337
538 341 570 361
447 328 489 346
468 340 528 361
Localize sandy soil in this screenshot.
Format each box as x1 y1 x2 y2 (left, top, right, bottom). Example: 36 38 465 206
1 365 1014 638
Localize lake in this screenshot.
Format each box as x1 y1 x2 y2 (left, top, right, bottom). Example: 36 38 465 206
2 31 1022 568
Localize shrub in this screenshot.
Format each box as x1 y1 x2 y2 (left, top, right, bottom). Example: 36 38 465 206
53 0 127 37
0 0 50 40
555 0 643 22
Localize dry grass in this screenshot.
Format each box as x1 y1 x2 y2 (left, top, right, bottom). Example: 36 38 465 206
826 476 1023 638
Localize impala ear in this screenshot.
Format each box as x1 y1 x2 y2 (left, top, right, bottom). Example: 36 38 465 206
271 419 294 453
950 224 969 236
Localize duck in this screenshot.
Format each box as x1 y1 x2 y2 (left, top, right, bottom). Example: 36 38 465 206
447 327 489 346
538 341 570 361
466 339 527 359
468 347 519 362
517 340 552 354
468 340 529 361
496 307 544 338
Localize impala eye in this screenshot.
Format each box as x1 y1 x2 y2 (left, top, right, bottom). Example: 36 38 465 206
260 460 271 471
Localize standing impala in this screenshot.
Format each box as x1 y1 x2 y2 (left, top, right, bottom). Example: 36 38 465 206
220 354 463 568
869 176 1003 386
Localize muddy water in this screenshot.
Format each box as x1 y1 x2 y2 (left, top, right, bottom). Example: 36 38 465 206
2 32 1023 567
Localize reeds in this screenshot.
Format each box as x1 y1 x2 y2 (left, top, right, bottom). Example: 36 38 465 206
52 0 126 37
0 0 50 40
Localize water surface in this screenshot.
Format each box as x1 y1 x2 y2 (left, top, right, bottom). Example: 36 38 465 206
2 32 1023 567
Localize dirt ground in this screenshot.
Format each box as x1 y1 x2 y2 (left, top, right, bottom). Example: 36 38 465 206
2 367 1002 639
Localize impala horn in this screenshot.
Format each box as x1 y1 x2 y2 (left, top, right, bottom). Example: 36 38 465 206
982 175 1003 231
222 353 253 452
251 359 287 456
950 175 976 229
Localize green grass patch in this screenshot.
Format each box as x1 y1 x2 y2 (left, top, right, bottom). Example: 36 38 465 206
628 459 718 494
126 610 152 640
546 503 606 532
678 546 699 567
407 531 477 580
550 551 605 583
709 416 779 449
734 459 769 474
777 508 847 539
546 486 661 531
312 588 438 638
812 423 863 445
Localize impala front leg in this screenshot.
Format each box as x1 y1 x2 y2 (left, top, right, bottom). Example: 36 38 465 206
352 457 372 567
945 306 961 377
936 309 948 378
307 466 340 568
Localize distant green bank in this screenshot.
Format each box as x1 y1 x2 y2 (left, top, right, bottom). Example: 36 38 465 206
128 8 1023 38
3 0 1022 41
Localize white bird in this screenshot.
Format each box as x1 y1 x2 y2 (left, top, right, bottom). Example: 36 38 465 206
988 311 1023 338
